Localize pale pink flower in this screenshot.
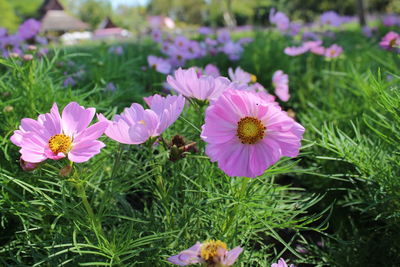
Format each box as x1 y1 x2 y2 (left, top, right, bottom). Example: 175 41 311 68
272 70 290 102
325 44 343 58
167 68 231 101
320 11 343 27
271 258 296 267
228 67 253 84
100 94 185 144
222 41 243 60
168 240 243 266
284 45 309 56
11 102 108 163
201 89 304 178
147 55 171 74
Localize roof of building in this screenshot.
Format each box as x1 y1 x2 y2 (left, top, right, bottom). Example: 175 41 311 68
41 10 89 32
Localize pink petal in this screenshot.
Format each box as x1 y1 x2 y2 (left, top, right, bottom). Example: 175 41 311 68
68 140 105 163
61 102 95 137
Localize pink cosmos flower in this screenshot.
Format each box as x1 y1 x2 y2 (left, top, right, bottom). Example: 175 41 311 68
168 240 243 266
271 258 296 267
10 102 108 163
272 70 290 102
167 68 231 101
204 64 221 78
201 89 304 178
320 11 343 27
283 45 309 56
228 67 253 85
269 8 290 32
175 35 189 49
100 94 184 145
379 31 400 51
324 44 343 58
147 55 171 74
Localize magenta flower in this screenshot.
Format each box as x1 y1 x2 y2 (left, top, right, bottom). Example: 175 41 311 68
379 31 400 51
269 8 290 32
18 19 41 40
167 68 231 101
168 240 243 266
324 44 343 58
147 55 171 74
201 89 304 178
100 94 184 145
272 70 290 102
271 258 296 267
10 102 108 163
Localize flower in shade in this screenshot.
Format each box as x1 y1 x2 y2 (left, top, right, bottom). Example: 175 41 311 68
379 31 400 51
147 55 172 74
272 70 290 102
269 8 290 32
271 258 296 267
324 44 343 58
18 19 41 40
100 94 184 145
10 102 108 163
201 89 304 178
168 240 243 266
167 68 231 101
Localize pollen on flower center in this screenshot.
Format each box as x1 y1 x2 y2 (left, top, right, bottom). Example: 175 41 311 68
200 240 227 260
48 134 72 154
236 117 266 144
250 74 257 83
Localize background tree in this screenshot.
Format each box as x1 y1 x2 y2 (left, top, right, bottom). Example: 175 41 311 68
76 0 112 29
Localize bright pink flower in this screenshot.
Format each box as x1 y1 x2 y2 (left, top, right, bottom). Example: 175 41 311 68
271 258 296 267
324 44 343 58
204 64 221 78
379 31 400 51
284 45 309 56
272 70 290 102
201 89 304 178
11 102 108 163
168 240 243 266
100 94 184 144
147 55 171 74
269 8 290 32
167 68 231 101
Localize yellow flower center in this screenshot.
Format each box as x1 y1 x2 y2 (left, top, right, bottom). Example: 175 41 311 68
201 240 227 261
237 117 266 144
250 74 257 83
48 134 72 154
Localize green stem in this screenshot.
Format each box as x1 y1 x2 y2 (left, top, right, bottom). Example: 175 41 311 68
111 143 123 179
75 181 95 221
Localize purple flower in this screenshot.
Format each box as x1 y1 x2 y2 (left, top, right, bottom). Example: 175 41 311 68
325 44 343 58
222 41 243 60
106 82 117 92
168 240 243 266
151 28 163 43
198 26 213 35
320 11 343 27
18 19 41 40
383 14 400 27
63 76 77 87
269 8 290 32
204 64 220 78
271 258 296 267
147 55 171 74
108 46 124 55
217 30 231 43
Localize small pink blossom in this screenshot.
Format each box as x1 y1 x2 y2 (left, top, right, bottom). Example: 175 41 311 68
324 44 343 58
204 64 220 77
147 55 171 74
100 94 185 145
271 258 296 267
284 45 309 56
379 31 400 51
11 102 108 163
228 67 252 84
272 70 290 102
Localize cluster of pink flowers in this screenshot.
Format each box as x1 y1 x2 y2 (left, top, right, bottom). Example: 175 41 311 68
284 41 343 59
379 31 400 52
0 19 47 58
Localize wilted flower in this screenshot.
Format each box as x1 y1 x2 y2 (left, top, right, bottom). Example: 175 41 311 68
168 240 243 266
100 94 185 144
325 44 343 58
167 68 231 101
11 102 108 163
20 158 39 171
379 31 400 51
271 258 296 267
272 70 290 102
147 55 171 74
201 89 304 178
